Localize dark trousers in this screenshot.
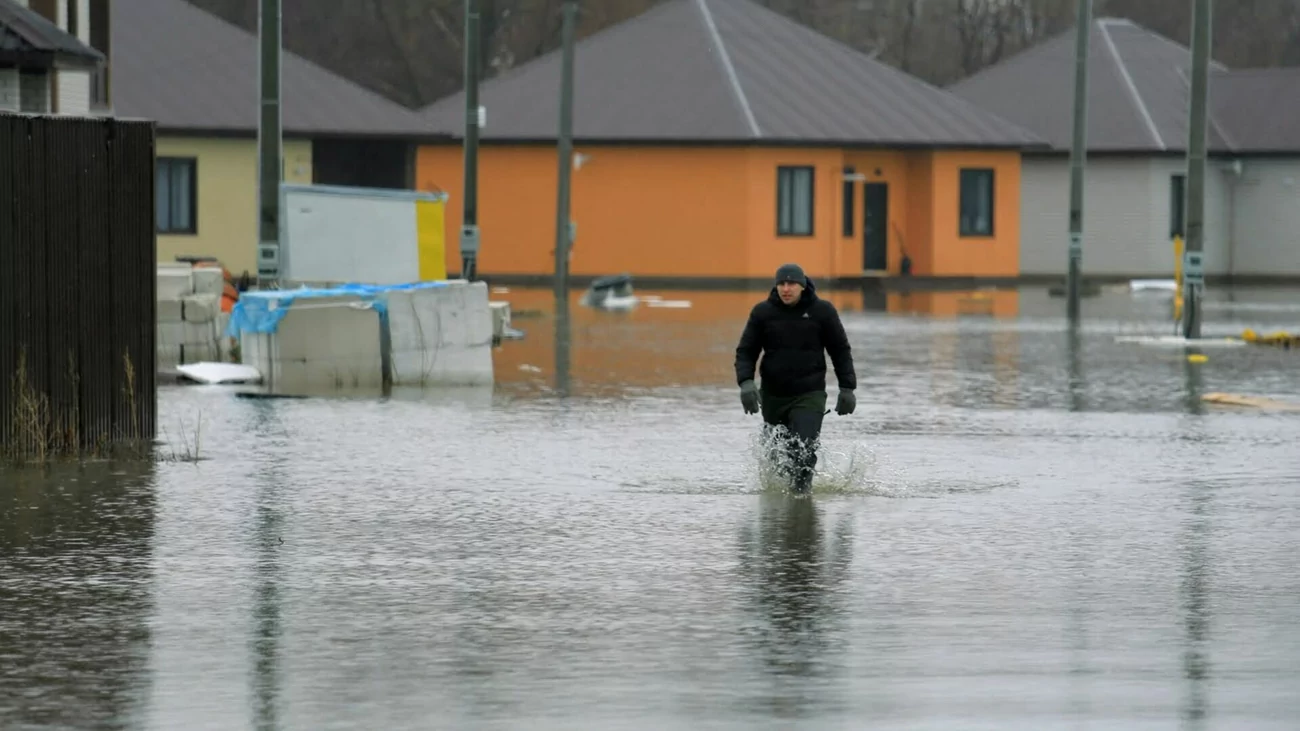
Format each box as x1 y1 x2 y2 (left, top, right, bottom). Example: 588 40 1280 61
760 389 827 487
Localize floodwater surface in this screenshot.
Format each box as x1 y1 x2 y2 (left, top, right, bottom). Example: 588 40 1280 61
3 285 1300 730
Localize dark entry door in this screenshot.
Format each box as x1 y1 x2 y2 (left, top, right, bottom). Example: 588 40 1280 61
863 182 889 271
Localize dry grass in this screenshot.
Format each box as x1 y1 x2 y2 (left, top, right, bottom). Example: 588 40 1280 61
4 346 203 466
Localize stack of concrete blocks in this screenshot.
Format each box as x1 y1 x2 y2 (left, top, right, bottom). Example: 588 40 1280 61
238 291 385 395
238 280 494 396
156 264 230 369
387 280 494 386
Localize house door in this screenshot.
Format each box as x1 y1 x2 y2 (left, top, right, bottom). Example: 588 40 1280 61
863 182 889 272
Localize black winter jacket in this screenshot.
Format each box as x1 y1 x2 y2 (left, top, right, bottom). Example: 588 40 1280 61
734 278 857 397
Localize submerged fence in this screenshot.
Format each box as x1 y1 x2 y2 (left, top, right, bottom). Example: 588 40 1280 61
0 112 157 461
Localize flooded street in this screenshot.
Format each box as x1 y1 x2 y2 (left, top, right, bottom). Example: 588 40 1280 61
4 285 1300 730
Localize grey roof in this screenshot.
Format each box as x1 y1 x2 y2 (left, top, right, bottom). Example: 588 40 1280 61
1210 68 1300 153
0 0 103 69
949 18 1238 153
420 0 1043 148
111 0 441 138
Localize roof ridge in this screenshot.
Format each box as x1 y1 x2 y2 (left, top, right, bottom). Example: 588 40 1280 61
1099 19 1165 149
1177 64 1239 151
419 0 691 115
692 0 760 137
717 0 1041 141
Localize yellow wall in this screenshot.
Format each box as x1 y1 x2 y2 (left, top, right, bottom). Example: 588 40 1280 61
155 136 313 275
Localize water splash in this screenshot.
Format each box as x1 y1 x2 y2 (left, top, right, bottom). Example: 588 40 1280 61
746 424 908 497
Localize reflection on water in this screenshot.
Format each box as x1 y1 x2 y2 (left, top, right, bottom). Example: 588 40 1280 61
737 494 853 692
0 463 156 729
3 284 1300 729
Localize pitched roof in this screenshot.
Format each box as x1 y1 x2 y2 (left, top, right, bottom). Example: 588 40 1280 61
0 0 103 69
110 0 440 138
948 18 1239 153
420 0 1044 148
1210 68 1300 153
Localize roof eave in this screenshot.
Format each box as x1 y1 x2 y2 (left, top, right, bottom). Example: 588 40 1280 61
420 134 1047 151
154 124 453 142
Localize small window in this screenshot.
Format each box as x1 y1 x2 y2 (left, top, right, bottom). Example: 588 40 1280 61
958 168 995 237
777 166 814 236
156 157 197 234
842 167 855 237
1170 173 1186 239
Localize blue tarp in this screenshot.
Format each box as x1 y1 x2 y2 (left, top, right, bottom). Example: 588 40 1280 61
225 281 450 338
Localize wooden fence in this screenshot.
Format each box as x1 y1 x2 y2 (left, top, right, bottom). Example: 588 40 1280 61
0 112 157 461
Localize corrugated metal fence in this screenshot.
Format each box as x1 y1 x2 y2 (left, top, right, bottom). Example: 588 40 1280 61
0 112 157 461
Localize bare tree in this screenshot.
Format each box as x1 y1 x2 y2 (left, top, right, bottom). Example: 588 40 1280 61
183 0 1300 109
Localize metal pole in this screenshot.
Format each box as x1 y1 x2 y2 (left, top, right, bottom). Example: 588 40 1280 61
1182 0 1212 339
460 0 482 281
256 0 282 288
1066 0 1091 322
554 292 572 397
553 0 578 301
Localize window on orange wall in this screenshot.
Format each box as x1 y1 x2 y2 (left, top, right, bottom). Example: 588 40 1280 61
958 168 995 237
777 165 814 236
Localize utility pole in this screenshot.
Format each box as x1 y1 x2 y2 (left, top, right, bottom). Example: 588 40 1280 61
256 0 282 288
460 0 482 281
553 0 578 302
1182 0 1212 339
1066 0 1091 323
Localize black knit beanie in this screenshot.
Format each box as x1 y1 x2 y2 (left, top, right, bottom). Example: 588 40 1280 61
774 263 806 286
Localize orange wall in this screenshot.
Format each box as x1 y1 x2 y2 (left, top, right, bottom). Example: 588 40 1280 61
906 152 936 276
743 147 845 281
417 145 750 278
927 151 1021 277
415 144 1023 280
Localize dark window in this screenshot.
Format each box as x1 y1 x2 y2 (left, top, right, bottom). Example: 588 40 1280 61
777 166 814 236
1170 173 1186 239
958 168 995 237
66 0 78 36
156 157 197 234
842 167 855 237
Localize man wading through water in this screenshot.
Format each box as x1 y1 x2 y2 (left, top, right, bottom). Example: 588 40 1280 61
734 263 857 494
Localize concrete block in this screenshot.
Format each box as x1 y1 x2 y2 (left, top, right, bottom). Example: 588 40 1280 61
386 281 494 387
240 294 384 395
158 341 218 368
157 321 186 349
181 294 220 323
184 320 218 344
157 298 185 325
192 267 225 297
157 268 193 300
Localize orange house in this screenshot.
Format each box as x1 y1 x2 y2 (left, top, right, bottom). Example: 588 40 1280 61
416 0 1046 285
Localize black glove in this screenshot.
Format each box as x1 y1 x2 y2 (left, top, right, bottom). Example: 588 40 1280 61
740 380 760 415
835 388 856 415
